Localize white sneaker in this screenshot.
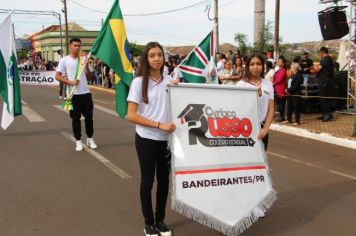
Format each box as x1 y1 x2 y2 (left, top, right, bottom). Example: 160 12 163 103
86 138 97 149
75 140 84 151
59 96 63 99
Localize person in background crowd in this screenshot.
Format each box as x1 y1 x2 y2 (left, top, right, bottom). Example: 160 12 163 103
216 53 225 83
220 60 237 85
234 57 244 80
170 59 184 82
236 53 274 151
127 42 176 236
94 60 103 86
88 57 95 85
314 46 334 122
265 61 275 83
266 50 274 65
330 54 340 72
242 55 248 70
284 62 304 126
300 51 313 75
233 50 241 61
273 56 288 122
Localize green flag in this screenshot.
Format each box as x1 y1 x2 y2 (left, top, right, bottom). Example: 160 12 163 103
91 0 133 118
177 30 218 84
0 14 22 130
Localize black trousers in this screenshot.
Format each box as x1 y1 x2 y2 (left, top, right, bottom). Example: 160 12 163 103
59 82 65 97
135 133 171 225
69 93 94 140
261 123 269 151
319 87 331 115
276 96 286 121
287 95 301 123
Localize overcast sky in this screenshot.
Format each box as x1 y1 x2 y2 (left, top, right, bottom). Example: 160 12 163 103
0 0 349 46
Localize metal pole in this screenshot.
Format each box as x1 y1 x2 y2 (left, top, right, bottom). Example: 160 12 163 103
58 13 63 58
214 0 219 52
274 0 280 60
63 0 69 55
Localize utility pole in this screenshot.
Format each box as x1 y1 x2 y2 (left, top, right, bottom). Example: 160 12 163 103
214 0 219 53
274 0 280 60
63 0 69 55
254 0 265 45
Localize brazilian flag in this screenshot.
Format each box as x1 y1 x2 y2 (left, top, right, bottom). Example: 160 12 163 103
91 0 133 118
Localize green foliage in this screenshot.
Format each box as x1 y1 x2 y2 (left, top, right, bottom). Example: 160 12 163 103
128 42 143 58
233 33 250 56
17 49 30 61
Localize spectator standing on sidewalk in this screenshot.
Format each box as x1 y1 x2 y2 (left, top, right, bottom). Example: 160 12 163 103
315 47 334 122
284 62 304 126
273 56 288 122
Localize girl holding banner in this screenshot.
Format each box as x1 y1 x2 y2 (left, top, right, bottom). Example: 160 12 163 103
127 42 176 236
237 53 275 150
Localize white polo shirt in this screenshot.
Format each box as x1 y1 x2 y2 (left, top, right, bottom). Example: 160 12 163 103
236 79 274 123
127 74 172 141
57 55 90 95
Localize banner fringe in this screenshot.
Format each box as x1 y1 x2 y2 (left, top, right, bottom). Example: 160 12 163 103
172 189 276 236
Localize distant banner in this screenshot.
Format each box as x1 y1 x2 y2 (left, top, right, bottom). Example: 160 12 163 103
169 83 276 236
19 71 58 85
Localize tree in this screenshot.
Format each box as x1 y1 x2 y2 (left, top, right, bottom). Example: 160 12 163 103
234 33 249 56
128 42 143 58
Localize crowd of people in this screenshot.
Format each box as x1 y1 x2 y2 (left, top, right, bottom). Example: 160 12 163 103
191 47 340 124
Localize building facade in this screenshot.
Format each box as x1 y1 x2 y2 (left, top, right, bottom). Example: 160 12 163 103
27 22 98 62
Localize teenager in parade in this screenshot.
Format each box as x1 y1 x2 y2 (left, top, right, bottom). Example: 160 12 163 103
55 38 97 151
127 42 176 236
236 53 275 150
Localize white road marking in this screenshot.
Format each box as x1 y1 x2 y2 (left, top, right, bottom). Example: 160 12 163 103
268 151 356 181
93 98 112 105
94 104 118 117
22 105 46 122
60 131 131 179
53 105 85 120
21 100 28 105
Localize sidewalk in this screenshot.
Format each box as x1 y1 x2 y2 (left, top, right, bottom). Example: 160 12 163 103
270 112 356 150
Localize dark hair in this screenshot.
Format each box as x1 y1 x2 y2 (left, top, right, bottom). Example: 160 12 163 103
293 56 301 63
278 56 287 68
70 38 81 44
320 46 329 54
137 42 165 104
266 61 273 70
244 53 265 79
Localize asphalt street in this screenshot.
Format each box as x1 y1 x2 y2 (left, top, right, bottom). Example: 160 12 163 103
0 85 355 236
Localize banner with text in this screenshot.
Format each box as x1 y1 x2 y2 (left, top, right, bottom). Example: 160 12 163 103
169 84 276 236
19 71 58 85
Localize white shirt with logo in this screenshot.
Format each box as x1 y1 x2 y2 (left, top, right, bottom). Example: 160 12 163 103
127 74 172 141
236 79 274 123
57 55 90 95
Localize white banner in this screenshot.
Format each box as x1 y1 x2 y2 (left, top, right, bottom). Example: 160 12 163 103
19 71 58 85
169 83 276 236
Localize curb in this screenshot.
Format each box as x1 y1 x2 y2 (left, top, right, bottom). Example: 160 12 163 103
270 124 356 150
89 85 115 94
